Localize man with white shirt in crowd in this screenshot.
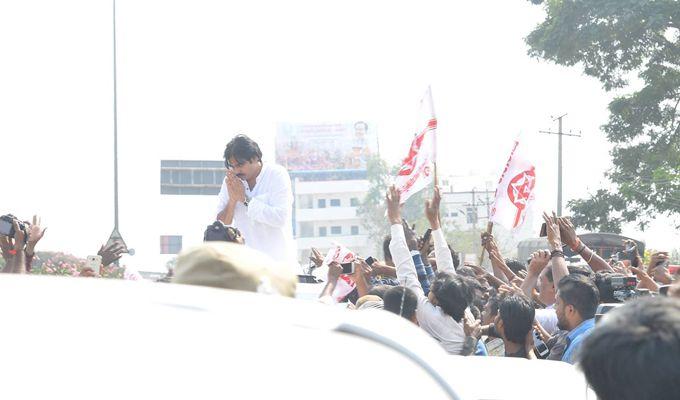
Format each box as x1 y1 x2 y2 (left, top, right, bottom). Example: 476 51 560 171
216 134 297 268
387 185 470 355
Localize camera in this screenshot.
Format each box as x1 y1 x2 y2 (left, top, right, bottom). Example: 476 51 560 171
596 273 640 303
204 221 242 243
0 214 29 244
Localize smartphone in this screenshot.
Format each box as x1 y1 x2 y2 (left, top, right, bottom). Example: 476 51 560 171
532 329 550 357
341 262 355 274
539 223 547 237
86 255 102 275
365 256 376 266
422 228 432 244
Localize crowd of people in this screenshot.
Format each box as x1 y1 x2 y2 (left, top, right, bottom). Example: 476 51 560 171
3 136 680 399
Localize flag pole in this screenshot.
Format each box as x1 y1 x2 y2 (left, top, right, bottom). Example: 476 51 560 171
426 86 437 188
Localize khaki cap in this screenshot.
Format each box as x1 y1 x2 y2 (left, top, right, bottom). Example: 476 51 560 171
173 242 296 297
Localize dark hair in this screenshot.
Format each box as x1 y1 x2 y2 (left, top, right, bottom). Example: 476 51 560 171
498 294 535 344
546 265 595 283
383 286 418 320
354 121 368 131
557 274 599 320
382 235 392 262
459 275 484 305
579 297 680 400
505 258 526 275
430 272 467 322
367 285 390 299
223 134 262 167
456 266 477 279
486 294 501 318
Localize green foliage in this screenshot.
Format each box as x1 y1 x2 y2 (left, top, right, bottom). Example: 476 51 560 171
527 0 680 232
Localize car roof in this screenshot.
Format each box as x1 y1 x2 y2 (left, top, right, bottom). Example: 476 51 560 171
0 275 594 399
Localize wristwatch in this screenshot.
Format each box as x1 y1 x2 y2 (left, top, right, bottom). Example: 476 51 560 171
243 195 251 207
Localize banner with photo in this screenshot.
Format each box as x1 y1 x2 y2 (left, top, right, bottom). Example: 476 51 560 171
276 122 378 172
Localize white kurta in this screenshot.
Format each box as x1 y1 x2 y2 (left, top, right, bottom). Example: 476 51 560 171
216 163 297 269
389 224 469 355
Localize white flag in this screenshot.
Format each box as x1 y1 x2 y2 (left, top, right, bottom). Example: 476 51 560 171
490 140 536 230
394 87 437 204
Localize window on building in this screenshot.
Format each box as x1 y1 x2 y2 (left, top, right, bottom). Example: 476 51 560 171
331 226 342 235
318 199 326 208
298 195 313 209
350 197 360 207
330 199 341 207
466 207 478 224
160 235 182 254
351 225 359 235
319 227 327 237
299 222 314 238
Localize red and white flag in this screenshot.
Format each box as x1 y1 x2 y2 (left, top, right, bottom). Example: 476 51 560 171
394 87 437 204
323 244 357 302
490 140 536 230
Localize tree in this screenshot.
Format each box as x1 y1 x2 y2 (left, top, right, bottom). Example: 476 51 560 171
526 0 680 232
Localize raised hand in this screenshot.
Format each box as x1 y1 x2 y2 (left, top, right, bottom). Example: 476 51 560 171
557 217 578 250
542 211 562 251
386 185 401 225
528 250 551 276
463 314 482 339
327 261 343 282
226 171 246 203
25 215 47 256
401 220 419 251
425 186 441 229
481 232 499 255
309 247 324 268
98 242 125 267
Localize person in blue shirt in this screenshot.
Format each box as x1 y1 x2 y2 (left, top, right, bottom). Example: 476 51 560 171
554 274 599 364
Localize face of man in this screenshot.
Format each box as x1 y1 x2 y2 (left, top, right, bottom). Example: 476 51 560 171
493 313 506 340
227 157 260 182
555 291 570 331
482 301 496 325
355 123 367 137
538 268 555 304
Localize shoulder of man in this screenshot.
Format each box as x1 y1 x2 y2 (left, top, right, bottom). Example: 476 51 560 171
267 163 292 180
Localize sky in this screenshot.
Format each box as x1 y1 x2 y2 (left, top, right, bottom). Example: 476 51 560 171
1 0 678 267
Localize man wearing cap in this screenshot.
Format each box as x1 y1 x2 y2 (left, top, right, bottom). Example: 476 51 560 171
216 134 297 269
173 242 297 297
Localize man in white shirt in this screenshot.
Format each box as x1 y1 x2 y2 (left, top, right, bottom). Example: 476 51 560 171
216 134 297 269
386 185 470 355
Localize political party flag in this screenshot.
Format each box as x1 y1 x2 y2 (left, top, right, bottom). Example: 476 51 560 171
324 244 357 302
394 87 437 204
490 140 536 230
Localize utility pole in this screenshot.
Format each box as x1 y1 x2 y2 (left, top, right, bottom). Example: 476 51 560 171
107 0 131 258
540 114 581 216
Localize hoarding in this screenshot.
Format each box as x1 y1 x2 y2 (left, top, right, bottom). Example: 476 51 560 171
276 121 378 171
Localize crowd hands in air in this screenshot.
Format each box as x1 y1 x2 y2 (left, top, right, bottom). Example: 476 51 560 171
311 185 680 400
3 185 680 400
0 214 129 278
